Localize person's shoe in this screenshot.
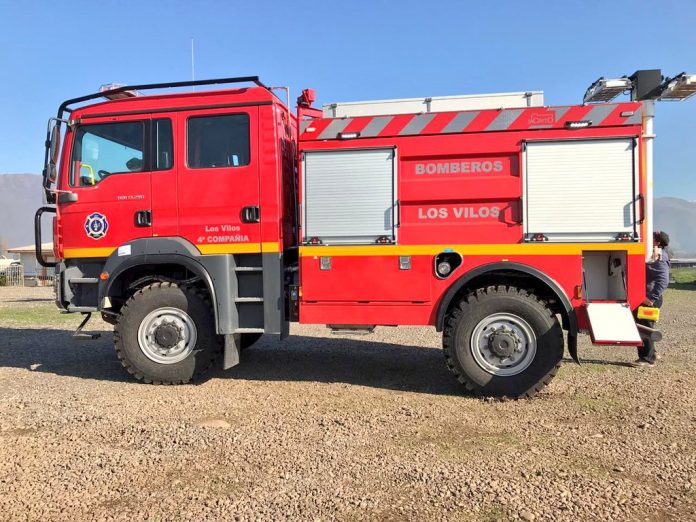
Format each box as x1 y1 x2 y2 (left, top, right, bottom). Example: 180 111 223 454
630 358 655 368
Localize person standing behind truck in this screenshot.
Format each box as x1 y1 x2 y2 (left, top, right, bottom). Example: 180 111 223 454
632 231 671 367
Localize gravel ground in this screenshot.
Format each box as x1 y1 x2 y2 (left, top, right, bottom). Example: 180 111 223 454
0 286 694 521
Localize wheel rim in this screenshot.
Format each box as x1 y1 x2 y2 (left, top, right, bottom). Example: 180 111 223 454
470 313 537 376
137 307 197 365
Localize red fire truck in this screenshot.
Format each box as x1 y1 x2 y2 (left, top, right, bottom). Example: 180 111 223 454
36 70 695 397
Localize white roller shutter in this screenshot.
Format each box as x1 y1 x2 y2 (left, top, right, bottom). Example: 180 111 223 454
303 148 396 244
524 139 637 242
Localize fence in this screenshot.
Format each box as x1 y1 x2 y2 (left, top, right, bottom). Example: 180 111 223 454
35 266 55 287
0 265 25 287
0 264 54 287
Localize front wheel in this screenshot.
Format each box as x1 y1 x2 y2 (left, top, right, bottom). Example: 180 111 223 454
443 286 564 398
114 282 222 384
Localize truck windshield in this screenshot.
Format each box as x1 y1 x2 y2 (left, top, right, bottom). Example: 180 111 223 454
70 121 144 186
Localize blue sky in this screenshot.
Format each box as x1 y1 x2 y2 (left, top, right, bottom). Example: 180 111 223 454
0 0 694 198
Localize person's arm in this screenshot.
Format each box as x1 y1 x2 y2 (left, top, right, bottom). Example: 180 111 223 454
646 261 669 303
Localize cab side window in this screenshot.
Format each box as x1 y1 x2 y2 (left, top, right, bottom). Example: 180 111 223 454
70 121 144 186
154 118 173 170
187 114 250 168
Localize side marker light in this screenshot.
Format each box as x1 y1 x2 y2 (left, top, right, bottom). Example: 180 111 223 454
565 120 592 129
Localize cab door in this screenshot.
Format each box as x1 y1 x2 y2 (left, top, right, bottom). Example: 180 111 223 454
175 108 261 254
59 115 153 258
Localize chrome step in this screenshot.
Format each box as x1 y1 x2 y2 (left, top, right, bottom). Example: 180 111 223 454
234 328 265 334
69 277 99 284
328 325 376 336
235 297 264 303
234 266 263 272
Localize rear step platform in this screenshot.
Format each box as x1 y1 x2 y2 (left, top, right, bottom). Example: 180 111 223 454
585 303 642 345
328 325 376 336
73 313 101 341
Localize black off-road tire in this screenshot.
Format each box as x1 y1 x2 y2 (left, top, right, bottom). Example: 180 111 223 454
114 282 222 384
443 285 564 398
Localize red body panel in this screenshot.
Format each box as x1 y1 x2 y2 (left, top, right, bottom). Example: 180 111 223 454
301 254 432 302
58 113 155 256
297 102 647 328
300 253 646 327
57 88 293 258
175 107 261 250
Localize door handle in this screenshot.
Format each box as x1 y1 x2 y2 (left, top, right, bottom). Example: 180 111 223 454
134 210 152 227
241 206 260 223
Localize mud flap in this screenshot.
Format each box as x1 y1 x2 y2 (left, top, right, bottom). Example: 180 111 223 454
223 334 241 369
585 303 642 346
567 331 579 364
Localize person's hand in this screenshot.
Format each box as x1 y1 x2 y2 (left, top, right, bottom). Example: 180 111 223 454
642 298 654 306
652 246 662 262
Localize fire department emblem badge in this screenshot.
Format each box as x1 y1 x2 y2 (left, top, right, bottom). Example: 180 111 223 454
84 212 109 240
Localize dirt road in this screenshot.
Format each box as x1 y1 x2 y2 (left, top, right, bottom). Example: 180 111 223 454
1 287 694 521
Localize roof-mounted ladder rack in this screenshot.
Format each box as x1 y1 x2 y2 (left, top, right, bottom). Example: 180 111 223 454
57 75 267 118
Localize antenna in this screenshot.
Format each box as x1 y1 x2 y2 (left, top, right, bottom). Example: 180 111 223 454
191 38 195 91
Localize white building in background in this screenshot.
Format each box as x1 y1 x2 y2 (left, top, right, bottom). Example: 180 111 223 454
6 243 55 285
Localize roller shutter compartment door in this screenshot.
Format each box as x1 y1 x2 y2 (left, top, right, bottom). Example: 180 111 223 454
524 139 636 242
303 148 396 244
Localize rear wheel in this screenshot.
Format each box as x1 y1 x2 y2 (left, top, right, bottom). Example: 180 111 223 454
114 282 221 384
443 286 564 398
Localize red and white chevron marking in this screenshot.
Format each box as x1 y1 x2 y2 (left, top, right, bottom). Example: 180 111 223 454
300 102 643 140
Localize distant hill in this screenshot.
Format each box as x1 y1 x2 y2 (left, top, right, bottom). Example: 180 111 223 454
0 174 50 253
654 197 696 258
0 174 694 257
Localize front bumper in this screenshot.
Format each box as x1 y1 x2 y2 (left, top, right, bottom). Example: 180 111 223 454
54 262 66 310
53 260 102 312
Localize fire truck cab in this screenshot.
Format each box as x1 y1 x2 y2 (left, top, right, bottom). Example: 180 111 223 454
36 71 695 397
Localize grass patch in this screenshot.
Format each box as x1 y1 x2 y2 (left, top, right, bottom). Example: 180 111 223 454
482 505 509 522
670 267 696 290
0 304 81 326
400 424 520 460
564 454 611 479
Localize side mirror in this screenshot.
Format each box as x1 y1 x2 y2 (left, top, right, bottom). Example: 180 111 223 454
49 125 61 162
49 124 61 161
47 163 58 183
47 125 61 183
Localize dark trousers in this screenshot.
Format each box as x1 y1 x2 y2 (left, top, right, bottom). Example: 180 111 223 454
637 296 662 363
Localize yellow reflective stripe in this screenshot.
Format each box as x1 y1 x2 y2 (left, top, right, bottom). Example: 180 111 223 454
64 242 643 259
63 247 116 258
262 242 281 252
299 243 646 257
63 242 281 259
197 242 280 254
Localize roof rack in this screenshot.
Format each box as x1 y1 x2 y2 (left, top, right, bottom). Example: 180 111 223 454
57 75 266 119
